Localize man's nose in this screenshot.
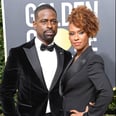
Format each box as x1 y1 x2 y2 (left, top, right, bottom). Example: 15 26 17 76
47 21 52 28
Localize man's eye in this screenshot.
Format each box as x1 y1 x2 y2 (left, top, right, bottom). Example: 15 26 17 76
51 20 57 24
40 20 47 24
39 20 57 25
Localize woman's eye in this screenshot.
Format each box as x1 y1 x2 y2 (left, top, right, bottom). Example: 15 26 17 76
69 32 74 36
79 31 84 34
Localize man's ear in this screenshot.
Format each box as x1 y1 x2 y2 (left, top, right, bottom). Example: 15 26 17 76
33 21 37 29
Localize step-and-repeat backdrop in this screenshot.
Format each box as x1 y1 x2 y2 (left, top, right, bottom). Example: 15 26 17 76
1 0 115 87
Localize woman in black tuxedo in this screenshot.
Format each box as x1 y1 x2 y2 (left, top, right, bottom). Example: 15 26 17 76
60 5 113 116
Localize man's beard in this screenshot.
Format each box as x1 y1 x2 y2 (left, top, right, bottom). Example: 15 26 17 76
43 30 56 43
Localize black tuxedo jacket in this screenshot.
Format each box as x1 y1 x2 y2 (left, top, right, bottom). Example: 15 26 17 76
0 38 72 116
60 46 113 116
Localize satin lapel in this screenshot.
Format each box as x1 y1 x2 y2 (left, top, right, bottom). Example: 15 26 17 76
23 46 45 86
61 46 93 85
59 57 74 95
60 57 84 86
60 57 74 81
50 46 64 90
70 56 87 74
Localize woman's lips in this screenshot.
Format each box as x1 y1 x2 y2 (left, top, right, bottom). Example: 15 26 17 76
74 42 81 46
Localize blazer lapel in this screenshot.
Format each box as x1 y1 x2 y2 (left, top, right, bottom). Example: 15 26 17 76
50 45 64 90
23 40 45 87
61 46 93 86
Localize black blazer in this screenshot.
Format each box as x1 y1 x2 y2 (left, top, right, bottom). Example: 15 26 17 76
0 38 72 116
60 46 113 116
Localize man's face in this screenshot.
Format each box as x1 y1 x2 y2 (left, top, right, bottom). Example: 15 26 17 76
33 9 58 45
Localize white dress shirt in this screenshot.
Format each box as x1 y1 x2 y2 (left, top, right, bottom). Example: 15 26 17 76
35 37 57 113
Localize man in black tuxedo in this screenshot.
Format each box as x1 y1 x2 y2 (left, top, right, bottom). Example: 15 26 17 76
0 4 72 116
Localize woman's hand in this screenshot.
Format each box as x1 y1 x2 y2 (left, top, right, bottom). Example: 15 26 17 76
70 105 88 116
69 102 94 116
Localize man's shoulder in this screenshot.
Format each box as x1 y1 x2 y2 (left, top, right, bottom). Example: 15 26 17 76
9 39 35 54
11 39 34 49
55 44 71 55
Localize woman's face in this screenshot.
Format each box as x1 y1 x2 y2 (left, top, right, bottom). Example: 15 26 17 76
68 23 89 53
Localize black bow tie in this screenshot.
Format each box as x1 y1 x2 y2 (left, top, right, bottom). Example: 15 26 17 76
40 44 54 51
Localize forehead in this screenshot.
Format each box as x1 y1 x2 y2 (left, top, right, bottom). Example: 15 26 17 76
69 23 81 31
38 9 57 19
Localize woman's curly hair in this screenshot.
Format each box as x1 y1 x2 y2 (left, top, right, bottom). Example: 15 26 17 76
68 5 99 38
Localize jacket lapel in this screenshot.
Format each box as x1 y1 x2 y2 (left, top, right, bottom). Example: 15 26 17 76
61 46 93 87
50 44 64 90
23 39 45 87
